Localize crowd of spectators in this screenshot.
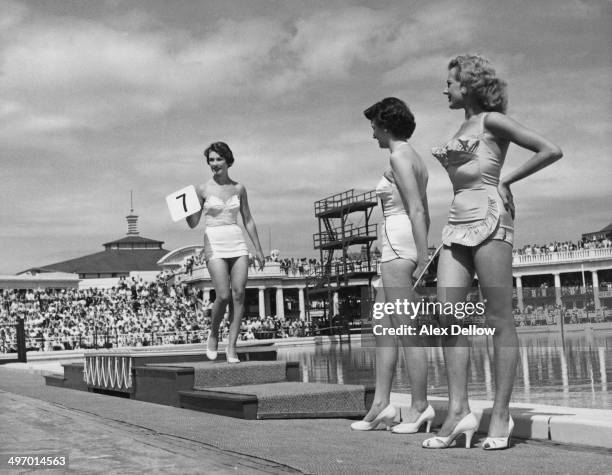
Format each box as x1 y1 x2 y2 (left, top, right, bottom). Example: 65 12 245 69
3 237 611 353
0 275 314 353
276 256 377 277
171 253 322 278
516 278 612 295
278 258 317 276
0 276 201 352
513 304 611 326
2 276 609 352
172 249 381 279
240 315 311 339
513 236 612 257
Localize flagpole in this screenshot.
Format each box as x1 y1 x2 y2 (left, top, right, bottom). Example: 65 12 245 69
268 227 272 256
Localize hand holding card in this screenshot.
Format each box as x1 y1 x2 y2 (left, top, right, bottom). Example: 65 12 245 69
166 185 201 222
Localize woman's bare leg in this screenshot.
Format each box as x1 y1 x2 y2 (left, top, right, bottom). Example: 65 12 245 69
206 258 232 350
383 259 429 420
474 240 518 437
227 255 249 359
436 245 475 436
364 284 397 420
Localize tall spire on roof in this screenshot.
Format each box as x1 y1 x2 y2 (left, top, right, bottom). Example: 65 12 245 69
126 190 139 235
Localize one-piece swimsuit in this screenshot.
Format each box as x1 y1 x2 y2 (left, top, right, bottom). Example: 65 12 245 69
203 194 249 260
431 112 514 247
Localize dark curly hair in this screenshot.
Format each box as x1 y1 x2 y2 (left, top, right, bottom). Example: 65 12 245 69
448 54 508 113
363 97 416 140
204 141 235 167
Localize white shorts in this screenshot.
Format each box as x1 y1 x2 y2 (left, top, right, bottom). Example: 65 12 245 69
204 224 249 261
380 215 418 263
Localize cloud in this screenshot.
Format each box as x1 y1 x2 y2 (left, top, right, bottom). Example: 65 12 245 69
0 3 481 146
0 0 26 31
0 14 291 141
288 7 390 77
0 0 610 274
284 2 476 84
542 0 611 18
383 54 453 85
176 17 289 93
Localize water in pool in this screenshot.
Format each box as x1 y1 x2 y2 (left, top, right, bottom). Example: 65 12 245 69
277 330 611 409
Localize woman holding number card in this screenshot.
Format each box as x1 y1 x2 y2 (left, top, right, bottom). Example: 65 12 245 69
424 55 562 450
187 142 265 363
351 98 434 434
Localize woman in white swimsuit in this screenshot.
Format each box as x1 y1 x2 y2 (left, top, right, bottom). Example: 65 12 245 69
351 98 434 434
187 142 265 363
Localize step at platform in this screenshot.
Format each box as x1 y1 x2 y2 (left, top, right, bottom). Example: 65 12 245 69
186 360 289 388
44 362 90 391
44 373 65 388
179 382 373 419
134 360 300 407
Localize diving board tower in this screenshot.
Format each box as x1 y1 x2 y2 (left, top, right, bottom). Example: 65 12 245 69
309 189 378 323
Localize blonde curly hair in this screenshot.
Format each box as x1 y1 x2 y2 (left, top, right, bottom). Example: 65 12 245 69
449 55 508 113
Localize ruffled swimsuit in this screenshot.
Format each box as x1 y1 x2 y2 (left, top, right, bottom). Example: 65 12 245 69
203 194 249 260
432 112 514 247
375 175 418 263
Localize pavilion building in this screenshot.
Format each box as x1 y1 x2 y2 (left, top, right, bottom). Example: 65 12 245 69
19 209 167 286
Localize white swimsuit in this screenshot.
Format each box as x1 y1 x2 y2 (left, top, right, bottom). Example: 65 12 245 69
375 176 418 263
203 195 249 261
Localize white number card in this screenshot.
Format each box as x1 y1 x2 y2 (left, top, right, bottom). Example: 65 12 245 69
166 185 201 222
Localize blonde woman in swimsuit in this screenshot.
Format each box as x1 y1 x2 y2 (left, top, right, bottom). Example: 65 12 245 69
423 55 562 450
351 98 434 434
187 142 265 363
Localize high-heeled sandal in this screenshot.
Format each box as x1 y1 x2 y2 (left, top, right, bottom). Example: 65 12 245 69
482 416 514 450
392 405 435 434
422 412 480 449
351 404 397 431
206 335 218 361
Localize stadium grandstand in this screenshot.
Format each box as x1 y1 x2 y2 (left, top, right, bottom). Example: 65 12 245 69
2 217 612 353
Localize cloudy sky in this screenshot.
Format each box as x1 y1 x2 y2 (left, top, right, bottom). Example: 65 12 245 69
1 0 610 274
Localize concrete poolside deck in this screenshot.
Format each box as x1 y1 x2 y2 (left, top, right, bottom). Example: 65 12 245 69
391 393 612 449
2 335 612 453
5 359 612 450
0 366 610 475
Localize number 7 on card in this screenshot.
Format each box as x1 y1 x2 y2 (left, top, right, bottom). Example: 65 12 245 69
166 185 201 222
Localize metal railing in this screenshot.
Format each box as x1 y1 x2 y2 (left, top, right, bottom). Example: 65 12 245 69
313 222 378 248
314 189 377 215
313 259 379 278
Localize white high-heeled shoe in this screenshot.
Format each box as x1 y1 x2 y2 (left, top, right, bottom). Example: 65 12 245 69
206 335 218 361
482 416 514 450
422 412 480 449
391 405 435 434
351 405 397 431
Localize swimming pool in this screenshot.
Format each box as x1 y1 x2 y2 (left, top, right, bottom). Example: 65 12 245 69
277 330 612 409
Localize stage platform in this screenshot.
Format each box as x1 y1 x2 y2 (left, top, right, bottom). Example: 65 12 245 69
44 345 374 420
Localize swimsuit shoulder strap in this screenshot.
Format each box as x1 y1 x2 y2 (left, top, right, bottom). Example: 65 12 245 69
480 112 490 135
